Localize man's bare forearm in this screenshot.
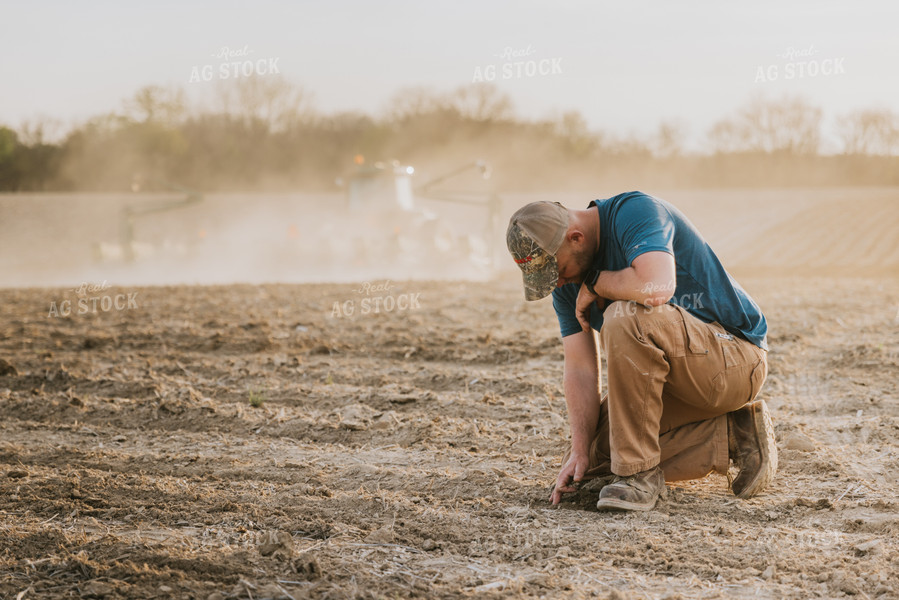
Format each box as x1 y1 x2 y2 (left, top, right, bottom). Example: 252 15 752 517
563 366 601 455
592 252 676 307
593 268 665 306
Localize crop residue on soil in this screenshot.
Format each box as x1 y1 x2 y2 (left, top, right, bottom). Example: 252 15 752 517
1 277 898 599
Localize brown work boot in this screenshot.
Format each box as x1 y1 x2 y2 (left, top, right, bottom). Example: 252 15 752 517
595 465 666 511
728 399 778 498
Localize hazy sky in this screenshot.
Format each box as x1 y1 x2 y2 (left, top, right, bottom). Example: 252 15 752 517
2 1 897 150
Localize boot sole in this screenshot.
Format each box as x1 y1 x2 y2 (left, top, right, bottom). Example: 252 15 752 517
736 400 778 499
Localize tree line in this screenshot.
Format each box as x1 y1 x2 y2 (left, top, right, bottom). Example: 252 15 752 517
1 80 897 192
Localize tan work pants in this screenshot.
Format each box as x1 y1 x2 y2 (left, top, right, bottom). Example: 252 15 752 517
580 301 768 481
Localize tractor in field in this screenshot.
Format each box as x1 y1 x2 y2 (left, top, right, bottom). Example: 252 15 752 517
93 160 501 282
334 157 501 275
93 178 203 263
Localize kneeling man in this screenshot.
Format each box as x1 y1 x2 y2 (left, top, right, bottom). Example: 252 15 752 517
507 191 776 511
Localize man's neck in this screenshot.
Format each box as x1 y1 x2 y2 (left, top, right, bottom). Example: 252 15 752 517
590 206 600 255
573 207 601 255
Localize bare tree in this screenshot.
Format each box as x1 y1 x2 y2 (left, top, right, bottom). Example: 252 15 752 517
836 108 899 155
707 95 822 154
553 110 599 158
126 86 186 124
447 84 514 122
383 86 448 122
707 119 742 154
213 77 314 130
17 116 67 146
652 119 687 159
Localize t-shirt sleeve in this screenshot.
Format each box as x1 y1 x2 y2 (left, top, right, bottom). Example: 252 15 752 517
615 193 676 265
552 283 604 338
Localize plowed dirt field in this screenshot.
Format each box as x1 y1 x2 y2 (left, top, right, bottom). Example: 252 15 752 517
1 273 898 599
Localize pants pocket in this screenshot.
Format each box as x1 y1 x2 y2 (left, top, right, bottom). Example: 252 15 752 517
661 306 766 413
669 304 711 357
708 350 767 410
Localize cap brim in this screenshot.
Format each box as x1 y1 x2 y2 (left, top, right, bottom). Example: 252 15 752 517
521 254 558 301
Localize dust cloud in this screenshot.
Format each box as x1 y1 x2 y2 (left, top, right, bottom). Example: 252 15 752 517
0 191 502 288
2 185 897 289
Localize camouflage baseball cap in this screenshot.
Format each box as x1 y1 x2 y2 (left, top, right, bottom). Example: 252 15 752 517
506 201 569 301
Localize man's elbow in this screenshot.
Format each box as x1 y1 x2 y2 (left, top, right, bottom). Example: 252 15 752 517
638 279 675 307
632 252 676 307
644 291 674 307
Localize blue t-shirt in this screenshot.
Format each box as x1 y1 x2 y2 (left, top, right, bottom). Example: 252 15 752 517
552 191 768 350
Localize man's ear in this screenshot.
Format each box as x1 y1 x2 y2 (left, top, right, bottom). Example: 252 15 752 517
567 229 584 244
